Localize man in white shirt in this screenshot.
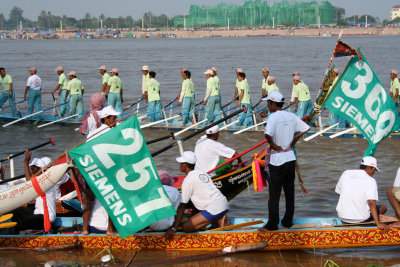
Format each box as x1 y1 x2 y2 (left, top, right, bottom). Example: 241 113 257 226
260 91 310 231
194 125 241 176
335 157 388 230
165 151 229 239
386 167 400 228
24 66 42 115
149 170 182 231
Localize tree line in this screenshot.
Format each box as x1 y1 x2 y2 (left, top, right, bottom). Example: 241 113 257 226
0 7 177 30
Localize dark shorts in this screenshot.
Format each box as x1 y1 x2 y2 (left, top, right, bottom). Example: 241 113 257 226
89 226 107 234
363 205 380 223
200 210 228 221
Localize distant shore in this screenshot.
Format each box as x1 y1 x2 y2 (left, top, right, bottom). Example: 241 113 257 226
2 26 400 40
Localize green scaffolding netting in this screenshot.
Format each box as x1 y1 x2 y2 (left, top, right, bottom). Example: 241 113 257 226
174 0 335 27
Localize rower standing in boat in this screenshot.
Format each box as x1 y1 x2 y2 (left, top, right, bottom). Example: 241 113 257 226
24 66 42 116
237 72 253 126
289 71 300 106
142 65 150 96
261 67 269 99
194 125 242 176
149 170 182 231
293 75 312 119
65 71 84 119
177 70 195 124
144 71 162 122
51 66 69 117
203 69 222 122
105 68 123 112
390 69 400 111
165 151 229 239
386 167 400 228
335 157 388 230
260 91 310 231
211 66 224 116
232 68 244 101
326 68 341 127
0 68 16 117
98 65 109 95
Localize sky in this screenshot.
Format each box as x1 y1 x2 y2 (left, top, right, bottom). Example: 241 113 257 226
1 0 397 21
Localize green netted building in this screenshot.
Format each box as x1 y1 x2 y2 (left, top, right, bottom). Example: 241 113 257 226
174 0 335 27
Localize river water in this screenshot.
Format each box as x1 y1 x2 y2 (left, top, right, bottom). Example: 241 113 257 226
0 36 400 266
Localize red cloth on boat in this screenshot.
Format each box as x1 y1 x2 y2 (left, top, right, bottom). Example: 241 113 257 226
31 176 51 233
265 147 293 174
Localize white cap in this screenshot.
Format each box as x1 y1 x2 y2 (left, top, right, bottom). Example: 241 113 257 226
100 106 120 119
41 157 51 166
176 151 197 165
262 91 284 103
211 66 218 72
293 71 300 76
293 75 301 81
55 66 64 72
236 68 244 73
142 65 149 71
29 66 37 71
361 156 380 172
68 71 77 76
110 68 118 73
391 69 398 75
98 65 107 70
206 125 219 135
267 76 275 82
29 158 45 168
262 67 269 72
204 69 213 75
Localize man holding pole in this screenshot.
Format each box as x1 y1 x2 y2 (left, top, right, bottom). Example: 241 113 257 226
203 69 222 122
24 67 42 115
293 75 312 119
65 71 84 119
142 65 150 96
98 65 109 95
261 67 270 99
260 91 309 231
51 66 69 117
144 71 162 122
105 68 123 112
0 68 16 117
390 70 400 111
177 70 195 125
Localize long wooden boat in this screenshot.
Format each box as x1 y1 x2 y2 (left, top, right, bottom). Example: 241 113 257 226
1 217 399 251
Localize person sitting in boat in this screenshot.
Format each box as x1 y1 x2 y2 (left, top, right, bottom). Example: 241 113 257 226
335 157 389 230
78 93 107 135
384 167 400 228
0 67 17 117
83 105 120 235
148 170 181 231
203 69 222 122
144 71 163 122
65 71 84 119
194 125 241 176
177 70 195 125
165 151 229 239
10 153 57 233
105 68 123 113
237 72 253 126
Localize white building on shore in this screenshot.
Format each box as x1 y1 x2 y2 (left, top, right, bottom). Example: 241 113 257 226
392 5 400 20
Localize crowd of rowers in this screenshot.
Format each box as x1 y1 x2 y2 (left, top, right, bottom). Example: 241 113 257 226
1 91 400 236
0 65 399 125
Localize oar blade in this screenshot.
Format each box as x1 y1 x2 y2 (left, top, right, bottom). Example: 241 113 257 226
0 213 13 223
0 222 16 229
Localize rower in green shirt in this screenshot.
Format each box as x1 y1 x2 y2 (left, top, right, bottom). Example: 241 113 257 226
203 69 222 122
261 67 269 99
105 68 123 112
177 70 195 125
98 65 110 95
144 71 162 122
0 68 16 116
142 65 150 96
390 69 400 110
51 66 69 117
65 71 84 119
293 75 312 119
237 72 253 126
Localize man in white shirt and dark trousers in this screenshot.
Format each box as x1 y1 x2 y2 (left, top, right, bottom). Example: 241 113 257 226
165 151 229 239
335 157 388 230
260 91 310 231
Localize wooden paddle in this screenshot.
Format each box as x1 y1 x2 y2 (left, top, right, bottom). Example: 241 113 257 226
0 222 16 229
208 220 264 231
0 213 13 223
135 241 267 266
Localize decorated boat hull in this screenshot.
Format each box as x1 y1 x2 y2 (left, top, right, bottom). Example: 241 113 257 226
0 217 399 251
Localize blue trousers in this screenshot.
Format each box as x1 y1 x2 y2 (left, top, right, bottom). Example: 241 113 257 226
0 90 16 116
297 100 313 120
69 94 83 119
327 110 339 126
237 103 254 126
206 95 222 122
148 100 163 122
181 97 194 124
28 89 42 115
59 90 69 117
108 93 123 112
